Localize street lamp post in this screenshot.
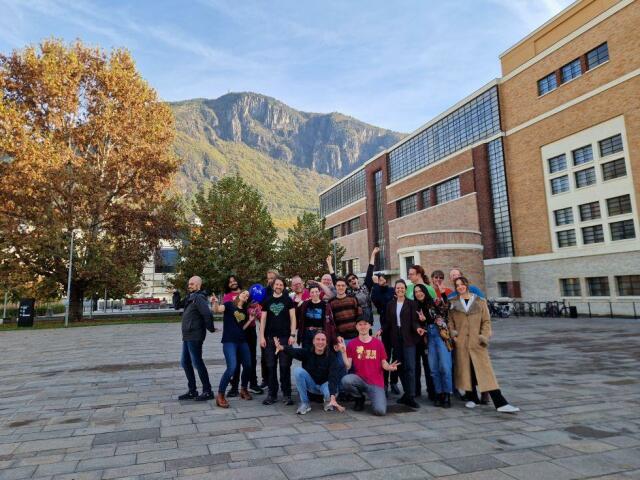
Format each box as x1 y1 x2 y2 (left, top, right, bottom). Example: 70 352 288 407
64 231 74 327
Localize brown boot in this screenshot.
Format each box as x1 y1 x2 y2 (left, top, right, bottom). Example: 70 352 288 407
239 388 253 400
216 393 229 408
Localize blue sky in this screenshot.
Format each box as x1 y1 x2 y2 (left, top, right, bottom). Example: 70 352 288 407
0 0 573 132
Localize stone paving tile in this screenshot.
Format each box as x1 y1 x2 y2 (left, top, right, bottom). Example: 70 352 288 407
2 318 640 480
180 464 286 480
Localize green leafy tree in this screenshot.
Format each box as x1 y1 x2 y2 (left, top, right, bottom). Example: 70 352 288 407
173 175 277 294
279 212 345 281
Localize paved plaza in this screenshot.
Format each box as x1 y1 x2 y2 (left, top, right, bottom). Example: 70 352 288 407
1 317 639 480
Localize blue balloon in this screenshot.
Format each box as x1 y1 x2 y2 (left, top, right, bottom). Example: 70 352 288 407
249 283 266 303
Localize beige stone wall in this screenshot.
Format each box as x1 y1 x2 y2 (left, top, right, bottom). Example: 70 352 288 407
334 229 369 274
418 249 486 293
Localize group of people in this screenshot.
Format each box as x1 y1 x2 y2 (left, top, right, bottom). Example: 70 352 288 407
177 247 519 416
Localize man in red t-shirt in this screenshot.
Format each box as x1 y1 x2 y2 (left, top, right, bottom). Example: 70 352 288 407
337 318 400 415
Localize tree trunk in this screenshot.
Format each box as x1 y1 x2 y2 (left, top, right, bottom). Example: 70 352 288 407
70 283 85 322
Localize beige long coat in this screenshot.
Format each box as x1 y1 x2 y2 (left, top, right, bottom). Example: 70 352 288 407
448 296 499 392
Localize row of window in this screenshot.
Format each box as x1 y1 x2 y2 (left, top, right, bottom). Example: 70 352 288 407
396 177 461 218
557 219 635 247
320 169 366 217
341 258 360 276
548 134 623 175
560 275 640 297
330 216 362 239
537 42 609 96
554 194 632 226
387 86 501 183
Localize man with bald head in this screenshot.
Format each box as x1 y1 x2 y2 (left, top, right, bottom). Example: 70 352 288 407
179 276 216 402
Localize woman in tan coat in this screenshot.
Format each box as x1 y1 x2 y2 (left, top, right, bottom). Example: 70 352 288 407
448 277 519 413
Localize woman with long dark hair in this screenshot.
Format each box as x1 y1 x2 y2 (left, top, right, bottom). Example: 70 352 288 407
414 284 453 407
211 290 254 408
448 277 519 413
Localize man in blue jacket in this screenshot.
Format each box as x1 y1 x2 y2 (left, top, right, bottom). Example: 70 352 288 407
179 276 216 401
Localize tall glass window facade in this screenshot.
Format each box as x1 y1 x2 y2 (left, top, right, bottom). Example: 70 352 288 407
487 138 514 257
387 86 500 183
320 169 366 217
373 170 386 270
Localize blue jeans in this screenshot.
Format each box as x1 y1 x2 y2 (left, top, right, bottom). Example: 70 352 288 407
341 374 387 416
293 367 330 405
181 340 212 394
427 324 453 394
219 342 251 393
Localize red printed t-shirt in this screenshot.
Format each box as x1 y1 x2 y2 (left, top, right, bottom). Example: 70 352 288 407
346 337 387 388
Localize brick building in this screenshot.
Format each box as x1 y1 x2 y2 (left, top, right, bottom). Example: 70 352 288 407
320 0 640 313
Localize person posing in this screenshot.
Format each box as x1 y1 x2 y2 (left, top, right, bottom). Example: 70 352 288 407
297 285 336 350
343 247 378 323
289 275 310 305
259 277 297 405
178 276 216 402
414 284 453 408
383 280 421 409
371 273 399 395
221 275 242 303
274 332 344 414
211 290 254 408
329 278 362 344
431 270 452 302
448 277 519 413
406 265 437 301
338 319 400 415
319 273 337 301
447 268 485 300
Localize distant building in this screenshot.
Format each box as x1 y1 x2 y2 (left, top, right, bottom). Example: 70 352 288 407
321 0 640 314
136 241 179 299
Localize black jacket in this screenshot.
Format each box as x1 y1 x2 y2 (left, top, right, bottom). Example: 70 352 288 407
384 298 421 348
181 290 215 342
284 346 341 395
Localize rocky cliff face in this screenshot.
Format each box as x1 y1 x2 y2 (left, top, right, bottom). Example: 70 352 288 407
171 92 404 178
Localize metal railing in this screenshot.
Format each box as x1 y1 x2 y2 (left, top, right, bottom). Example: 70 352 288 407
488 299 639 319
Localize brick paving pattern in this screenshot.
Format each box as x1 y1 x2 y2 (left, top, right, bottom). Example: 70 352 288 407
1 317 639 479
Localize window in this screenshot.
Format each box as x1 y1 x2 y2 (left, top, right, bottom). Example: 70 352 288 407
373 170 386 270
582 225 604 244
599 134 623 157
548 154 566 173
345 217 361 235
607 195 632 217
154 248 178 274
487 138 514 257
554 207 574 226
560 278 581 297
572 145 593 166
421 188 432 208
551 175 569 194
587 42 609 70
616 275 640 296
587 277 610 296
602 158 626 181
388 86 500 183
397 194 417 217
330 224 341 239
341 258 360 275
579 201 601 221
561 58 582 83
320 169 366 217
538 72 557 95
436 177 461 204
556 229 576 247
498 282 509 297
574 167 596 188
404 256 414 277
610 220 635 241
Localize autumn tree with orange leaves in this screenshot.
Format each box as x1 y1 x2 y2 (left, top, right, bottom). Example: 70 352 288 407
0 40 180 320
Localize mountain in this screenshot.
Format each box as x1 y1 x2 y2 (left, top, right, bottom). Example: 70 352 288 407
170 92 404 228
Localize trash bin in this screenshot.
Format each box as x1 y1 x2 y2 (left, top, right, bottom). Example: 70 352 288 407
18 298 35 327
569 306 578 318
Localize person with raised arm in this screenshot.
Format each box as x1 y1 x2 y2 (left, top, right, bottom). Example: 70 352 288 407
338 318 400 416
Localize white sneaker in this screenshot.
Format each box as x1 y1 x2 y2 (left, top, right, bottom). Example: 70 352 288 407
497 404 520 413
465 401 477 409
296 404 311 415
